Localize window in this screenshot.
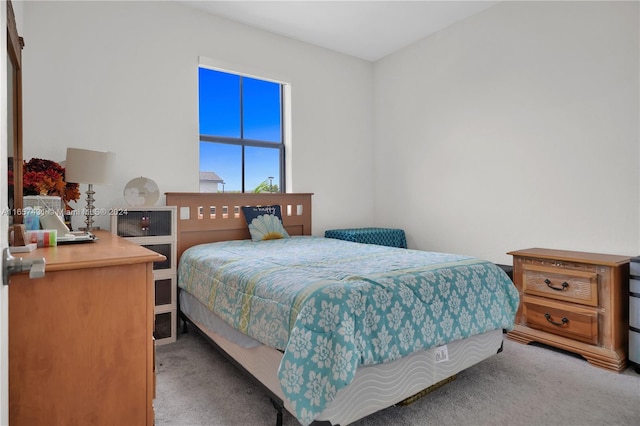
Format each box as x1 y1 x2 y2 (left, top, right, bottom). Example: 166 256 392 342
198 67 284 193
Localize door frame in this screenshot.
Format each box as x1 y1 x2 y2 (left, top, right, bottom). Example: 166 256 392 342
2 1 23 423
1 0 10 422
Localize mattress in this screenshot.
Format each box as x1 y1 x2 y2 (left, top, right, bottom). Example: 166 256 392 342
180 290 505 426
178 236 519 424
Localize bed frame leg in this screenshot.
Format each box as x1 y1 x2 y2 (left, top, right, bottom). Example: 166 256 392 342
270 398 283 426
177 289 189 334
179 311 189 334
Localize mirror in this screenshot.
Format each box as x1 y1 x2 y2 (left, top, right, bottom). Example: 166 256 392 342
6 0 23 225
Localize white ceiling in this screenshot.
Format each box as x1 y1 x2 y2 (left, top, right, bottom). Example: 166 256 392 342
180 1 500 62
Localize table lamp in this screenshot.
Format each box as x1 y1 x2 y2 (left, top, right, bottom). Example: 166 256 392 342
65 147 115 231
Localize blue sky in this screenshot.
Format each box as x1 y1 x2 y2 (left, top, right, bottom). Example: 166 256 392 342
198 68 281 191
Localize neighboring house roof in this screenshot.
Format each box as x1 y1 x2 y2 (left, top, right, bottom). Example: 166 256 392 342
199 171 223 182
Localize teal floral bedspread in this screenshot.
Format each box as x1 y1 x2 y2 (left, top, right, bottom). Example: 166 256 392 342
178 236 519 425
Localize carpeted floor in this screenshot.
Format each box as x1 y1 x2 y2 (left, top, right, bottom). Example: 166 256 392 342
155 328 640 426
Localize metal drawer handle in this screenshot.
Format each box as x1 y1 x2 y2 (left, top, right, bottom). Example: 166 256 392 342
544 313 569 327
544 278 569 291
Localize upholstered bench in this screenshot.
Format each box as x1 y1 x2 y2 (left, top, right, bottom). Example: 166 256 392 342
324 227 407 249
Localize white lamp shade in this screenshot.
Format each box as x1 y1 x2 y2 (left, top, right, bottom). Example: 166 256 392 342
65 148 115 185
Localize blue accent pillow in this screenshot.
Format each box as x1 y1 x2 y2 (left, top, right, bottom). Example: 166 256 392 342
241 205 290 242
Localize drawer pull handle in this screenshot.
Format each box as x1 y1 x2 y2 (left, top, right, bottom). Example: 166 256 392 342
544 313 569 327
544 278 569 291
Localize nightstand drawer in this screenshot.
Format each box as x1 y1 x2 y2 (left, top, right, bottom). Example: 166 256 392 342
523 296 598 344
522 264 597 306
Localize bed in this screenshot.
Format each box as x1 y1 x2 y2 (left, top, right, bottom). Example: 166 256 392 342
165 192 519 426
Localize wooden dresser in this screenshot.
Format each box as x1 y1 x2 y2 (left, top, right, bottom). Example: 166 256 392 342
507 248 630 372
9 231 163 425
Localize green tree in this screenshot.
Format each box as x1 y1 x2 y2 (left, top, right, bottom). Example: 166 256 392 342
252 179 279 193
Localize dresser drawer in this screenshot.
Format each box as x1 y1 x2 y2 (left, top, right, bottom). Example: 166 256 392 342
522 264 598 306
522 296 598 344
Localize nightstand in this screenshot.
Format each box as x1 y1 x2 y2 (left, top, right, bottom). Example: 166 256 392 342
324 227 407 249
507 248 630 372
111 206 177 345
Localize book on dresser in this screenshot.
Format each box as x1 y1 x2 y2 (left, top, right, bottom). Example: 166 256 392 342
507 248 630 372
111 206 178 345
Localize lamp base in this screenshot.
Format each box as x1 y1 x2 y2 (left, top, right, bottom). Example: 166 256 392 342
77 226 100 232
82 183 98 232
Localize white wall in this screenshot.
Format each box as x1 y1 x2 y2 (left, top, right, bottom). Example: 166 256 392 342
21 0 374 232
374 1 639 264
20 1 640 264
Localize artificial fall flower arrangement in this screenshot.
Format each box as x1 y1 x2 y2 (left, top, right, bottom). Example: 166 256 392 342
23 158 81 211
